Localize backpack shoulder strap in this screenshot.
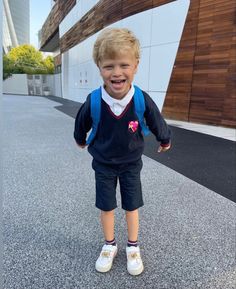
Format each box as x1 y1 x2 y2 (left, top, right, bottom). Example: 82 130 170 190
86 87 101 145
133 85 150 136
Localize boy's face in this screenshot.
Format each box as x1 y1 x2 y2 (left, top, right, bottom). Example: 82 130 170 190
98 51 139 100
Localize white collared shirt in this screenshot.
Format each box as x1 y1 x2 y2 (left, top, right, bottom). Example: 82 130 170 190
101 85 135 116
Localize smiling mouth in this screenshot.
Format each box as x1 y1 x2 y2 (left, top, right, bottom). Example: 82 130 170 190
111 80 126 84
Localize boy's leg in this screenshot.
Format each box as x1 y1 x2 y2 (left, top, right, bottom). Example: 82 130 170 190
125 209 139 242
96 209 117 273
92 159 117 242
92 159 118 273
125 209 143 275
101 210 115 241
119 159 144 276
119 160 143 245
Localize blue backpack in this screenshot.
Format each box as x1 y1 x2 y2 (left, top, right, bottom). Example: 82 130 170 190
86 85 150 145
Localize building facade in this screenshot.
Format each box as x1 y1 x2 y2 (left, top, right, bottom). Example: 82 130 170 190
3 0 30 53
39 0 236 127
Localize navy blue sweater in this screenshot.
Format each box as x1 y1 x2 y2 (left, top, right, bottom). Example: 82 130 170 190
74 91 171 164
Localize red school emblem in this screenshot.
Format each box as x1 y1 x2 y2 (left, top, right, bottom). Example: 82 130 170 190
128 121 139 133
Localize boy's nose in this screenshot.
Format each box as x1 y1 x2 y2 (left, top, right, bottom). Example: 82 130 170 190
112 66 122 76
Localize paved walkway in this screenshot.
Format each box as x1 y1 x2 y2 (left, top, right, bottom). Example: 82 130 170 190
3 94 236 289
166 119 236 142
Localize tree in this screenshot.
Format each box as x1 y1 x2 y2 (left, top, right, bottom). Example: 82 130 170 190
42 55 55 74
3 55 14 80
3 44 55 79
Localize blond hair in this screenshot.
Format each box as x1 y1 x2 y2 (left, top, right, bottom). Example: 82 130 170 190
93 28 140 66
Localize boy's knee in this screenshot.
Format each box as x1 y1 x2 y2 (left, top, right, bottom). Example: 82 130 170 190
101 209 114 215
125 209 138 214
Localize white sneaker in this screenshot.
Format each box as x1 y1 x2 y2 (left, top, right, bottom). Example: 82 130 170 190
126 246 144 276
95 244 118 273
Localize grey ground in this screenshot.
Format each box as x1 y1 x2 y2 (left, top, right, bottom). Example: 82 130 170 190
3 94 236 289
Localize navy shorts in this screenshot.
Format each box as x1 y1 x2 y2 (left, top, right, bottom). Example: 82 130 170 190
92 159 144 211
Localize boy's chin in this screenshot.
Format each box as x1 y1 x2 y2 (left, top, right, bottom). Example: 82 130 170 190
112 90 129 99
105 83 131 98
110 81 126 90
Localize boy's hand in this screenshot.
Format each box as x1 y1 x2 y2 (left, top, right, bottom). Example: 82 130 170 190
78 144 86 149
75 141 86 149
158 143 171 153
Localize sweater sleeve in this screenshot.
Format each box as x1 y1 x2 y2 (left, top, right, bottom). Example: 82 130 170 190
74 94 92 145
143 91 171 145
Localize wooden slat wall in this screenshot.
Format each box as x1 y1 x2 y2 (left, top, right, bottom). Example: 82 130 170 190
40 1 60 48
188 0 236 126
58 0 76 21
60 0 176 53
223 38 236 126
103 0 123 26
40 0 76 49
41 0 236 127
54 54 61 67
162 0 200 121
122 0 153 19
162 0 236 127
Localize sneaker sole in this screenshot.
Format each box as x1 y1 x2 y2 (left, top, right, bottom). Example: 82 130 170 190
95 250 117 273
127 263 144 276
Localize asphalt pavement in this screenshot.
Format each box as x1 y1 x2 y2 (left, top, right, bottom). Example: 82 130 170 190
3 94 236 289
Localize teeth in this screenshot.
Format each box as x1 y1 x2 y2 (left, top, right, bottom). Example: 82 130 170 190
112 80 125 83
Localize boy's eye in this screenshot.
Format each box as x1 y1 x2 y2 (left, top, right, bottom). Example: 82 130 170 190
103 66 113 69
121 64 129 68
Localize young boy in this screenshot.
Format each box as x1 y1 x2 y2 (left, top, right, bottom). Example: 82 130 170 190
74 28 171 276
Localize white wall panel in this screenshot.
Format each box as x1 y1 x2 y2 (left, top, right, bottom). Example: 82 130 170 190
61 1 190 104
71 65 78 89
71 88 79 103
68 67 74 91
134 47 150 91
53 74 62 97
84 60 95 89
60 0 100 37
78 63 84 89
78 89 86 103
122 9 152 48
149 42 179 92
3 74 28 95
68 87 72 99
77 65 83 89
62 52 69 99
148 91 166 111
68 45 78 66
78 39 94 64
78 41 85 64
151 0 190 46
92 65 102 88
59 4 79 37
73 65 79 89
76 45 82 64
76 88 90 103
83 36 95 63
83 62 89 89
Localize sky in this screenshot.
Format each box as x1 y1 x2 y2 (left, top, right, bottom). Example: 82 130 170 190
30 0 52 48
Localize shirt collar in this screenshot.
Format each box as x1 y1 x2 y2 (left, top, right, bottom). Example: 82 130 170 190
101 84 135 107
